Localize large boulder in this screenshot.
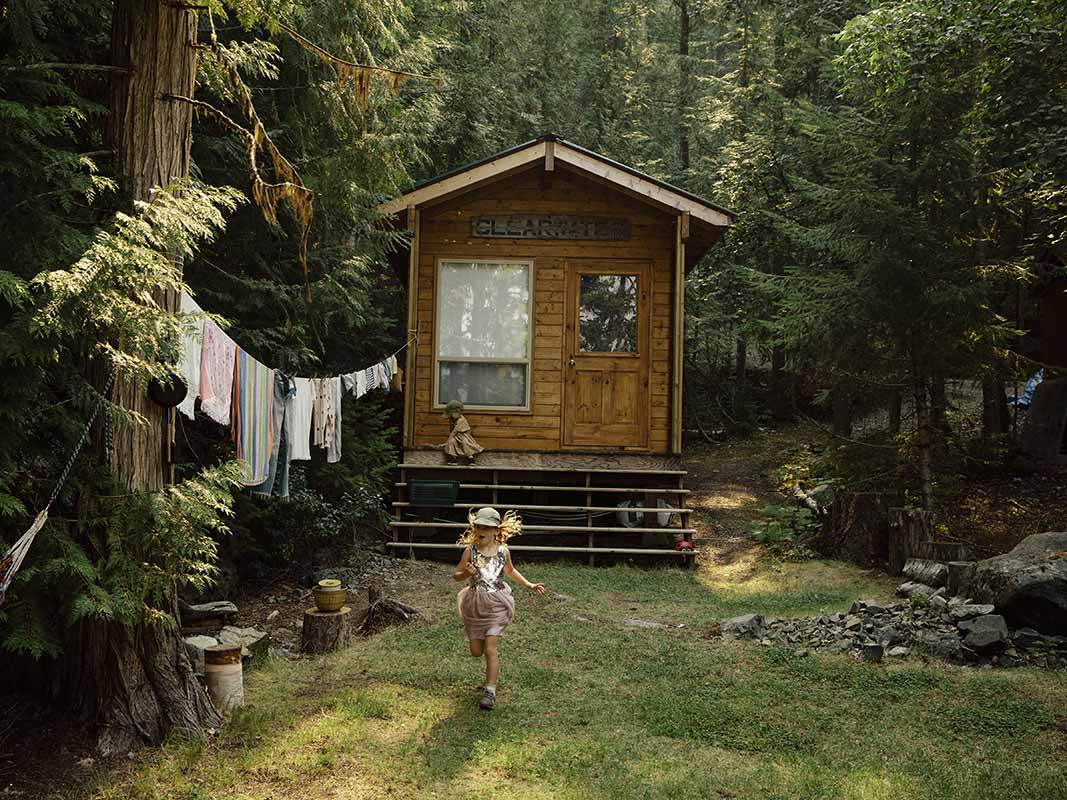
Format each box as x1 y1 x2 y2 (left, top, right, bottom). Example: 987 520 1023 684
721 614 763 638
958 614 1010 652
970 532 1067 635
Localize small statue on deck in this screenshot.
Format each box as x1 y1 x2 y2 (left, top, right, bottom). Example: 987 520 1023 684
442 400 483 465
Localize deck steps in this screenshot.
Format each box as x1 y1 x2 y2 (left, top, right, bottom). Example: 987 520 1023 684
393 456 694 563
386 542 692 557
390 521 696 535
392 501 692 514
395 482 690 495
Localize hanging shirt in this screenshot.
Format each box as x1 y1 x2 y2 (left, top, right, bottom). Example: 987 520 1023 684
341 371 358 395
232 349 274 486
355 370 367 398
199 319 237 425
287 377 313 461
365 366 377 391
177 292 204 420
325 376 342 463
312 377 343 463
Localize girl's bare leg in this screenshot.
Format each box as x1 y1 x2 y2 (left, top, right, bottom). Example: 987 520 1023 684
484 636 500 687
469 639 484 657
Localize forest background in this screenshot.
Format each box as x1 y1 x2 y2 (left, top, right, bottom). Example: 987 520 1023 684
1 0 1065 752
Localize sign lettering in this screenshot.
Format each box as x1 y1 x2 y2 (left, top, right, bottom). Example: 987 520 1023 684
470 214 630 241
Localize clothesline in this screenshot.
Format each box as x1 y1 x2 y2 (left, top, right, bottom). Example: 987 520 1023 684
178 290 411 495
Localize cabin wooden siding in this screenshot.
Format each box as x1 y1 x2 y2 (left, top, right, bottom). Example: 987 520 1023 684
410 166 678 453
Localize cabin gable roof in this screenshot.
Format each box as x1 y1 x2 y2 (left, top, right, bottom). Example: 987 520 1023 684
376 135 736 230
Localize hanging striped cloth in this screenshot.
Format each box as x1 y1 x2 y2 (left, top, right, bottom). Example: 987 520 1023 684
0 511 48 608
232 348 274 486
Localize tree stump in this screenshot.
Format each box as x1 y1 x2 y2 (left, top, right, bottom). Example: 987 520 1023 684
301 606 353 654
947 561 976 597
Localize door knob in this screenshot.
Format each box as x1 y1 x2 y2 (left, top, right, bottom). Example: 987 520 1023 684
568 358 576 367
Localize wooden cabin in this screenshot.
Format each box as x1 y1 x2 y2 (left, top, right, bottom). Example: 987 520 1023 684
378 135 735 560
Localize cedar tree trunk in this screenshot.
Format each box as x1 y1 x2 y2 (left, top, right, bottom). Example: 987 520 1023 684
69 0 221 756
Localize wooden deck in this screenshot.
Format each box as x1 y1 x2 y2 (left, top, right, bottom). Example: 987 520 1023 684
392 452 695 565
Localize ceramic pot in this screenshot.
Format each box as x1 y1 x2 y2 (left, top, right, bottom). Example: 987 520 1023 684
312 581 346 613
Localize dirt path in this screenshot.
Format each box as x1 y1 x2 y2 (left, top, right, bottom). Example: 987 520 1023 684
683 424 814 580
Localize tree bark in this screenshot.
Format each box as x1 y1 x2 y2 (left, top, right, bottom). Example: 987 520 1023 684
734 334 747 381
888 389 902 437
832 389 852 438
106 0 197 493
68 0 220 756
981 373 1009 439
914 374 934 510
676 0 690 175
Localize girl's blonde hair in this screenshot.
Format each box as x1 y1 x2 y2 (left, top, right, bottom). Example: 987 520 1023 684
457 509 523 545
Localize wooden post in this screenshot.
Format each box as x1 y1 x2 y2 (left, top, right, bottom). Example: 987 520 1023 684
545 139 555 172
671 214 686 454
301 606 353 654
586 471 594 566
204 644 244 711
403 206 420 448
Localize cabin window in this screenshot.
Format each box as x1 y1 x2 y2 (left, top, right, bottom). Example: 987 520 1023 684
435 259 531 410
579 273 638 353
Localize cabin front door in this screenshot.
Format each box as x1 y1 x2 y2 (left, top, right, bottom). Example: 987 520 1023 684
562 259 650 448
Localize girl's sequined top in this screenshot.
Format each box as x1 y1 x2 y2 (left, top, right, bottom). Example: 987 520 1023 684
467 545 508 593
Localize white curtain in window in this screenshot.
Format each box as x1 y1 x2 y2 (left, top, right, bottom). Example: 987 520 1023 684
437 262 529 360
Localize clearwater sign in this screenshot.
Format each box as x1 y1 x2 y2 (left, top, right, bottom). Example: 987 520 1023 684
471 214 630 241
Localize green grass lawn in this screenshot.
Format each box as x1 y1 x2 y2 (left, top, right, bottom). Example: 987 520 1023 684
85 559 1067 800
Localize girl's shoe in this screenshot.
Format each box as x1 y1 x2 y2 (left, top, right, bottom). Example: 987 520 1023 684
479 689 496 710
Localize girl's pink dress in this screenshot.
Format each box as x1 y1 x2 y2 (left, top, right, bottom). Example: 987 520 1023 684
457 544 514 640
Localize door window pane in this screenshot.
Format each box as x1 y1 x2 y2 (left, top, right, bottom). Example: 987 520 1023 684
438 362 527 408
579 274 638 352
437 262 529 359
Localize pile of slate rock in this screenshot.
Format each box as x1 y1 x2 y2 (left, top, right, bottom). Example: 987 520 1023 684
714 532 1067 669
179 600 272 676
717 597 1064 668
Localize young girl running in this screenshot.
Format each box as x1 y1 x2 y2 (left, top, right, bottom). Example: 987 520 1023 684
453 507 544 710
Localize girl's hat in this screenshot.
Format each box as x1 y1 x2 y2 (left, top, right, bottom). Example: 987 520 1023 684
472 507 501 527
442 399 464 417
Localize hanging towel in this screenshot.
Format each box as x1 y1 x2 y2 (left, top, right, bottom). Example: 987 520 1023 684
355 370 367 398
287 377 313 461
388 354 399 377
177 292 204 420
365 366 377 391
341 371 358 394
232 349 274 485
252 372 295 499
199 319 237 425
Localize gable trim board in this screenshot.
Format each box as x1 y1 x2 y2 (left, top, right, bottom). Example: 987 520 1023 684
376 136 735 231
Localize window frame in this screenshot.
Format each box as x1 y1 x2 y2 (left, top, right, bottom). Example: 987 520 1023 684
433 257 534 413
